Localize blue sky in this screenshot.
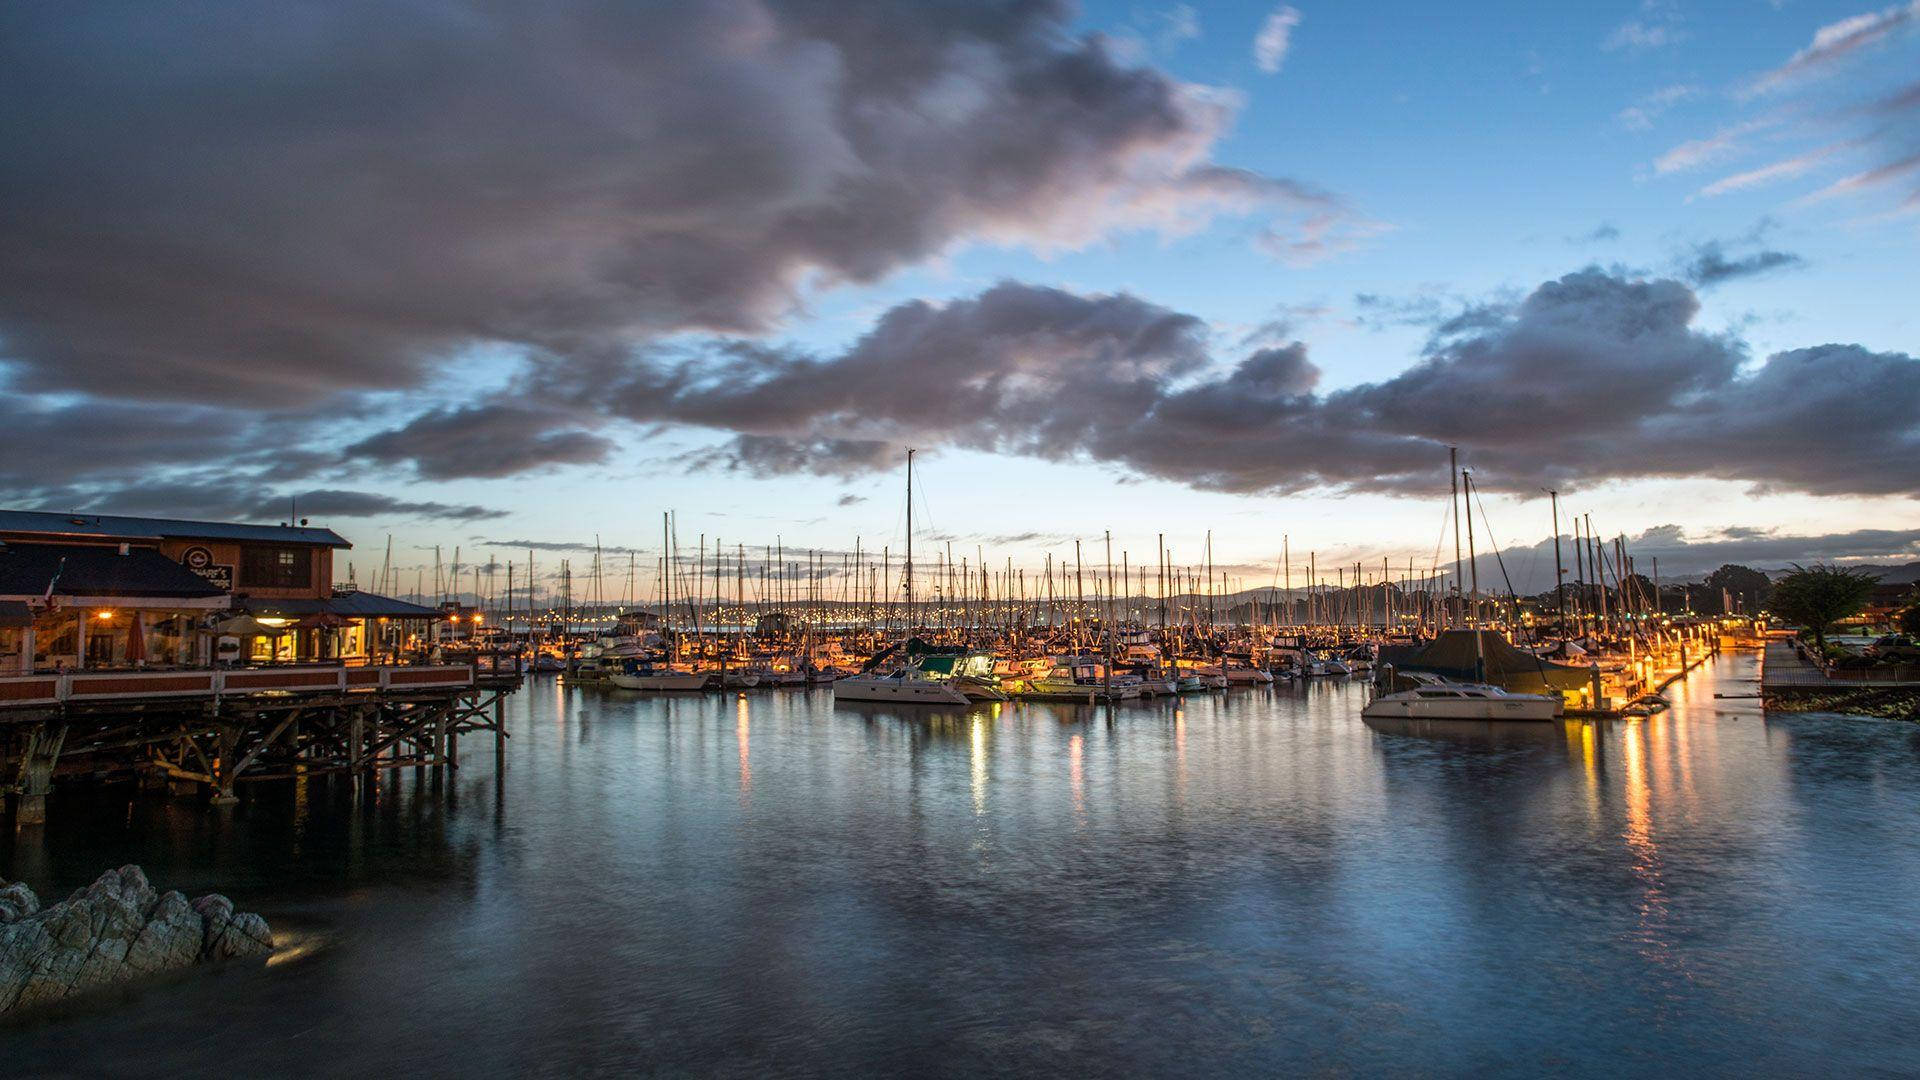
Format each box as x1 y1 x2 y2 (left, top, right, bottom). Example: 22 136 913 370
2 1 1916 593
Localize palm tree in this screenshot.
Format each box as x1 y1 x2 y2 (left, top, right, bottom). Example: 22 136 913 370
1768 564 1878 658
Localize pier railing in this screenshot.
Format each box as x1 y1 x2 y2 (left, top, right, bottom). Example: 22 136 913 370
0 664 475 709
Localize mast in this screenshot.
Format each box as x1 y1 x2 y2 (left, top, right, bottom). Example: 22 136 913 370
1549 488 1566 633
904 448 915 637
1448 446 1463 634
1463 470 1486 683
662 513 674 663
1283 534 1291 628
1157 534 1167 629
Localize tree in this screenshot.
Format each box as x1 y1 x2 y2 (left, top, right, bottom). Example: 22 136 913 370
1768 564 1879 655
1899 593 1920 638
1704 564 1771 614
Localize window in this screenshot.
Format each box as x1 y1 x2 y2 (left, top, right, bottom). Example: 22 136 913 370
240 546 312 589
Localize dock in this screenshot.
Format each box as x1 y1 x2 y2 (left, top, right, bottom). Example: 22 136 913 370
1761 641 1920 720
1 663 522 824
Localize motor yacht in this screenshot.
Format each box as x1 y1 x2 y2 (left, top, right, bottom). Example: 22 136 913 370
833 666 972 705
1361 676 1561 721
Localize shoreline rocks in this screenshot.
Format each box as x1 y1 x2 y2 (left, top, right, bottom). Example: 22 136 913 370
0 865 272 1014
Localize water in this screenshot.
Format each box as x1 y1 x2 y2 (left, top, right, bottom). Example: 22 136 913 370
6 652 1920 1077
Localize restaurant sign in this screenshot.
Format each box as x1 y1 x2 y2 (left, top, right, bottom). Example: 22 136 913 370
180 546 234 591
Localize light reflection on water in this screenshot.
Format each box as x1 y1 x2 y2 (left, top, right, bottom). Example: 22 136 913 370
6 652 1920 1077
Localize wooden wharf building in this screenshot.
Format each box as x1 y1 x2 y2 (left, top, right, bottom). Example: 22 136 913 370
0 511 520 824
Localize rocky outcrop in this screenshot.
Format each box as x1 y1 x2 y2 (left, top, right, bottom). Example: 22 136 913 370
0 865 272 1013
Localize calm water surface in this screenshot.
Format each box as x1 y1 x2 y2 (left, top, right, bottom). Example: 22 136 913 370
6 652 1920 1077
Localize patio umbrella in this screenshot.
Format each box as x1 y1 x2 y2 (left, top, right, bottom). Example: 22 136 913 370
126 612 146 664
290 611 353 630
210 613 287 637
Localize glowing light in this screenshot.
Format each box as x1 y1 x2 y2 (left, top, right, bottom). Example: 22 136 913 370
256 616 291 628
94 610 115 620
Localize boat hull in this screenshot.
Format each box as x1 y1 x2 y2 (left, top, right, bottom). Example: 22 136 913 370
833 677 971 705
1361 696 1559 721
609 672 713 691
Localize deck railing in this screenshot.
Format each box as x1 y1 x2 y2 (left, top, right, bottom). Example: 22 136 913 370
0 664 474 708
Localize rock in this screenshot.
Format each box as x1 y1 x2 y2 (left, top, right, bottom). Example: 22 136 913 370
0 881 38 923
0 866 273 1015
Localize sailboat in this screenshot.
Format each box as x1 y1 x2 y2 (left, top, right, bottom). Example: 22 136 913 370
1365 451 1560 720
610 513 717 691
833 449 973 707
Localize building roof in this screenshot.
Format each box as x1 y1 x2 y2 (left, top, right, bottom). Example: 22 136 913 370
244 591 444 619
0 544 231 602
0 509 349 548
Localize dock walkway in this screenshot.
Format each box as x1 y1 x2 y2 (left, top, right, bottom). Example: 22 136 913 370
1762 642 1920 690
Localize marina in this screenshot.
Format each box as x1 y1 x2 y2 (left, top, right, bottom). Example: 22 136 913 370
8 650 1920 1075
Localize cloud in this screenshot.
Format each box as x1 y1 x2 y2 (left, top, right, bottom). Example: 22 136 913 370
0 0 1349 412
1674 6 1920 212
1604 22 1684 52
1253 6 1302 74
529 272 1918 500
349 404 613 480
565 281 1213 476
1801 150 1920 201
1655 119 1776 174
836 494 868 507
1604 0 1686 53
1678 241 1804 285
480 540 650 555
1616 84 1698 131
1695 142 1850 197
1154 5 1202 50
15 479 500 524
258 490 504 522
1256 210 1395 266
1746 1 1920 96
1440 524 1920 593
1571 223 1622 243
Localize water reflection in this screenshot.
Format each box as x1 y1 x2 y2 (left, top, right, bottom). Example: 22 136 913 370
6 654 1920 1077
735 694 752 799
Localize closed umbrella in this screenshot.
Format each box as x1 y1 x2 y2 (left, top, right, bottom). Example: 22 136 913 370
126 612 147 664
292 610 351 661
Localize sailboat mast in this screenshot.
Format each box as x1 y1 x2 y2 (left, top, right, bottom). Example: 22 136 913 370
1449 446 1463 634
1550 488 1566 631
904 448 914 636
1463 470 1486 683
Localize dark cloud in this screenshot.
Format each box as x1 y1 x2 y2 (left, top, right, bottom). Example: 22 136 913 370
259 490 504 522
1680 241 1804 286
349 405 612 480
568 281 1212 476
480 540 650 556
836 494 868 507
0 0 1341 409
17 480 499 524
551 271 1916 499
1451 524 1920 593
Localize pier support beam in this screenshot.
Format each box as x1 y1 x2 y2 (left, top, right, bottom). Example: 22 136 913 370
11 722 67 826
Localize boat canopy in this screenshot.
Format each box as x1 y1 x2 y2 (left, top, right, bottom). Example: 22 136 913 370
1389 629 1588 693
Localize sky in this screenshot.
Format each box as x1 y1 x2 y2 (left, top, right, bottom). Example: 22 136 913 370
1 0 1917 598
